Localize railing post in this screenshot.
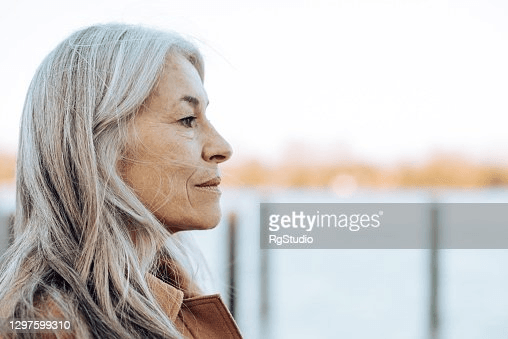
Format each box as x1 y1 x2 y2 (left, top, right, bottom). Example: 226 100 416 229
429 203 440 339
227 212 238 319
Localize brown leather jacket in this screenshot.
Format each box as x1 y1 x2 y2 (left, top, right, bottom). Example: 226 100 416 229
0 274 242 339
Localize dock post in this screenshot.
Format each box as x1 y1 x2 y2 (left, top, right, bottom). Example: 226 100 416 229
227 212 238 319
429 203 440 339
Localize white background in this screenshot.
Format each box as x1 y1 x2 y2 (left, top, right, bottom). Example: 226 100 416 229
1 0 507 166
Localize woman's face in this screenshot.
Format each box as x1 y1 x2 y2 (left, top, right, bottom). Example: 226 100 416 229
120 54 232 232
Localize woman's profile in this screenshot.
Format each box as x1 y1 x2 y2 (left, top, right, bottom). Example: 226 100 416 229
0 23 242 338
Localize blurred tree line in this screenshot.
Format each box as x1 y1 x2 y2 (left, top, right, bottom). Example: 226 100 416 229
222 153 508 188
2 151 507 188
0 153 15 184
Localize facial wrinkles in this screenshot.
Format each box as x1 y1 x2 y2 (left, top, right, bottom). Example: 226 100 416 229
186 168 199 209
161 135 199 170
136 141 200 181
139 123 186 165
176 129 195 139
129 140 193 216
161 129 197 211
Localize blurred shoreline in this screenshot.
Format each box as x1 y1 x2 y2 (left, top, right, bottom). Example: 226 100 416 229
222 153 508 189
3 151 508 188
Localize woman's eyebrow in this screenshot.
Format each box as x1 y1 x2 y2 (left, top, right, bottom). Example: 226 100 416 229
180 95 209 108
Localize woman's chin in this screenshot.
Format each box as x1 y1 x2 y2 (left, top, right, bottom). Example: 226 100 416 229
162 210 222 232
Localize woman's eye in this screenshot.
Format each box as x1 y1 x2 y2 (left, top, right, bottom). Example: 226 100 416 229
179 116 197 128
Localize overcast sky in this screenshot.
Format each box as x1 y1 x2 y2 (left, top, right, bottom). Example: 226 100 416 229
1 0 507 166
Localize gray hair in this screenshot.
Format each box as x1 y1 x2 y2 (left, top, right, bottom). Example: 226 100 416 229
0 23 206 338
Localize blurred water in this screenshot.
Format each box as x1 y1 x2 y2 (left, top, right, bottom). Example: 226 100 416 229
193 188 508 339
1 186 508 338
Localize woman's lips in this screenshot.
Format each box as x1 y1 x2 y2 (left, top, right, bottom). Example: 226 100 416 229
196 177 221 187
195 177 221 193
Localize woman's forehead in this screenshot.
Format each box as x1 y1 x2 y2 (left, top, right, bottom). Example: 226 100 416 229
152 55 208 109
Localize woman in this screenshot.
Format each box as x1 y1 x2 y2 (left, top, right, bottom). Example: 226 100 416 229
0 24 242 338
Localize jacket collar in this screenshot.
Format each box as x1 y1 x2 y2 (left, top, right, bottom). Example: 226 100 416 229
146 273 184 322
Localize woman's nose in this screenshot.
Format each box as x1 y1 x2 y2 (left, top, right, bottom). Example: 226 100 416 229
202 125 233 164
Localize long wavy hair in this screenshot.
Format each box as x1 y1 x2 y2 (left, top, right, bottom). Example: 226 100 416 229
0 23 207 338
